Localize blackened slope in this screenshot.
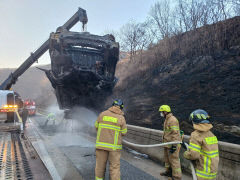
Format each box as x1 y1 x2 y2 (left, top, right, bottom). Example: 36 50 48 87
105 16 240 144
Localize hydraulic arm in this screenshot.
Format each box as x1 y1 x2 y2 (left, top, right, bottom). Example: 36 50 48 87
0 8 88 90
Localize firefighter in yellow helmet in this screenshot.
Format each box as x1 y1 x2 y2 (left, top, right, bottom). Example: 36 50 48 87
184 109 219 180
159 105 182 180
95 99 127 180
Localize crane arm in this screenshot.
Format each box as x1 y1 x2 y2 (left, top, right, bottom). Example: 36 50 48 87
0 7 88 90
62 7 88 31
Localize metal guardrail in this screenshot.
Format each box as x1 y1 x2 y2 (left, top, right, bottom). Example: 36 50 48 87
124 124 240 180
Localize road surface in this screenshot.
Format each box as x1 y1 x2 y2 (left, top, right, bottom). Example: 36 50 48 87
25 112 191 180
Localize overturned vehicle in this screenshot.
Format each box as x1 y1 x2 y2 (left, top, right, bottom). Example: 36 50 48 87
44 29 119 109
0 8 119 110
33 8 120 109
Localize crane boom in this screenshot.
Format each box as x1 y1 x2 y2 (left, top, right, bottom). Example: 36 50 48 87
0 7 88 90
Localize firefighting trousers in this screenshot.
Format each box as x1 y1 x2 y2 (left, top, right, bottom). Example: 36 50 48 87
164 146 182 179
197 176 216 180
95 149 121 180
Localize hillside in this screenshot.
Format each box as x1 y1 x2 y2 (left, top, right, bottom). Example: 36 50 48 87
0 65 55 107
104 16 240 144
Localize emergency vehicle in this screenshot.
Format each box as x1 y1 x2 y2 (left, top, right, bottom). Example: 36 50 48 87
24 99 36 116
0 90 19 122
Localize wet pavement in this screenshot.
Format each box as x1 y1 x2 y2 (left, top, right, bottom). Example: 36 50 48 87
26 112 191 180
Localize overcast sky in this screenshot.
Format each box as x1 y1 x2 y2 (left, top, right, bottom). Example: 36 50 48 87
0 0 157 68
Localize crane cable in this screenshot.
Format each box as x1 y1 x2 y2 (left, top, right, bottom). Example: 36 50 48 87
122 139 197 180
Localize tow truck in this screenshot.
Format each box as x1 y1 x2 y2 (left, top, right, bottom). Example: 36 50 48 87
0 90 18 121
0 89 24 124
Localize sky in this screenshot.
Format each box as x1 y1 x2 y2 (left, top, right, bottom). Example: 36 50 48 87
0 0 157 68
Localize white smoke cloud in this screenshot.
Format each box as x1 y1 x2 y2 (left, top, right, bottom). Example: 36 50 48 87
43 104 98 147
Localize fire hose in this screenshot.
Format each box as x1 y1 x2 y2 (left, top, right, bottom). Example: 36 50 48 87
183 142 197 180
122 139 197 180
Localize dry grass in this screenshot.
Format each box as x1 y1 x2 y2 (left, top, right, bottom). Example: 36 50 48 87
115 16 240 91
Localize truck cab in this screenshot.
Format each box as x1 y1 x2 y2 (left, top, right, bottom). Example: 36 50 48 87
0 90 21 123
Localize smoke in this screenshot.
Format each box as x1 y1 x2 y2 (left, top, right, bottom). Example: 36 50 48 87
34 104 98 178
46 104 65 120
42 103 97 147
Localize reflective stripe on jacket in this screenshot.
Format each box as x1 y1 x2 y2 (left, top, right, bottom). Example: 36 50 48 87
163 113 181 146
95 106 127 151
47 113 55 120
184 123 219 180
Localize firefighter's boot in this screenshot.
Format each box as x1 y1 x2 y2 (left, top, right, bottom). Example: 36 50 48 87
160 168 172 177
168 177 182 180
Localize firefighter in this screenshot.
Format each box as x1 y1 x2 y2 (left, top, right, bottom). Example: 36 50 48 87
95 99 127 180
184 109 219 180
22 106 29 130
159 105 182 180
45 112 56 126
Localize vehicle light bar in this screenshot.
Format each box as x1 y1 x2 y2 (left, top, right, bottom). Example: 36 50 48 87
1 104 18 109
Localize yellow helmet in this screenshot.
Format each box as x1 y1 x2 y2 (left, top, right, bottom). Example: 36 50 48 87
159 105 171 112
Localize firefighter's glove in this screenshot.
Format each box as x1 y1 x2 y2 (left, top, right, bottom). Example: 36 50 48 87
170 145 177 154
181 142 187 150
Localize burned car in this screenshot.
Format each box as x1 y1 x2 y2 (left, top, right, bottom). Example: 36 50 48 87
1 8 119 110
44 29 119 109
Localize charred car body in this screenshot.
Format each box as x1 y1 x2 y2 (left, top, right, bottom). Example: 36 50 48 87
45 29 119 109
0 8 119 110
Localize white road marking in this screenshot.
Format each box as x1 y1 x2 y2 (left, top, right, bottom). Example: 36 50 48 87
28 118 61 180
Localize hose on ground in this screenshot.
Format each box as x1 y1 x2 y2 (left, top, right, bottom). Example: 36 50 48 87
122 139 197 180
122 139 181 147
183 142 197 180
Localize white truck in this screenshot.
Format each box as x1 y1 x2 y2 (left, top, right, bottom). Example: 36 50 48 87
0 90 17 121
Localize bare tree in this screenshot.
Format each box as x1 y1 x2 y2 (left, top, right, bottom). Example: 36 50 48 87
118 0 239 61
207 0 234 23
178 0 192 31
120 21 152 60
150 0 237 37
102 29 120 42
232 0 240 15
149 0 173 38
137 21 155 52
178 0 213 30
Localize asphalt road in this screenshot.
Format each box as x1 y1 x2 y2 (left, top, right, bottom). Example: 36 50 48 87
26 113 161 180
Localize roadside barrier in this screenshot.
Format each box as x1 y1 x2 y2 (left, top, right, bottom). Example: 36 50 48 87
123 139 197 180
124 124 240 180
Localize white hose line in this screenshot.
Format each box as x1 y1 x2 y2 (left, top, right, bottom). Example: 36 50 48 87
184 142 197 180
122 139 182 147
123 139 197 180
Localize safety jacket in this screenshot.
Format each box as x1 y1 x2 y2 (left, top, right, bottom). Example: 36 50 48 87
47 113 55 120
184 123 219 180
162 113 181 145
95 106 127 151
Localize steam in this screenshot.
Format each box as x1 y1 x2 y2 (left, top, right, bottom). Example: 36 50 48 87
42 104 97 148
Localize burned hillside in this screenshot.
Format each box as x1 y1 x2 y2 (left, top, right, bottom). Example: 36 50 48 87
104 16 240 144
